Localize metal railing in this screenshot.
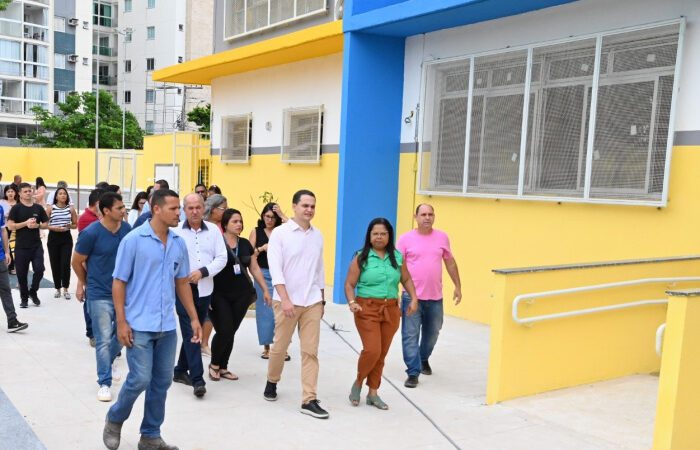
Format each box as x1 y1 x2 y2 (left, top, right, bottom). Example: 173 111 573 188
92 75 118 86
656 323 666 356
92 45 116 57
512 277 700 326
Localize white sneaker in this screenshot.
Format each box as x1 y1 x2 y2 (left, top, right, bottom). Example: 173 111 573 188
97 385 112 402
112 364 122 383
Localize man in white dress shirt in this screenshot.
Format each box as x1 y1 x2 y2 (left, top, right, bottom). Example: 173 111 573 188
264 189 328 419
172 193 227 398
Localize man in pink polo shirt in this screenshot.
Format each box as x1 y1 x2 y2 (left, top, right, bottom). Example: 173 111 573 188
397 204 461 388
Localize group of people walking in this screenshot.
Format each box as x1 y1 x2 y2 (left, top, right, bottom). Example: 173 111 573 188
1 171 462 450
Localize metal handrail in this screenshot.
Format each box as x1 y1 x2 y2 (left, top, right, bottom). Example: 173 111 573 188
512 277 700 325
656 323 666 356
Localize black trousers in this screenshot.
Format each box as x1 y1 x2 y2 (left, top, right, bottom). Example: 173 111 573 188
210 291 249 370
14 244 44 300
47 231 73 289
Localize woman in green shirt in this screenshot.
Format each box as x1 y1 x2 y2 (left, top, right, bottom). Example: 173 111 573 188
344 217 418 410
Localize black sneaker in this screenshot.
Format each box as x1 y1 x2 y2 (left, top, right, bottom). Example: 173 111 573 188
263 381 277 401
29 293 40 306
173 372 192 386
193 384 206 398
421 360 432 375
404 375 419 388
7 320 28 333
19 300 28 309
300 399 329 419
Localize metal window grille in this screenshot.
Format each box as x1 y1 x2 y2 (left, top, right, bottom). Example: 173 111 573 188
221 114 252 163
224 0 326 40
418 20 683 206
281 105 323 163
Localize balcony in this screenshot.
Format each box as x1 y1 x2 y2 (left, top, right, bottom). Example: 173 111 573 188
24 0 50 6
93 16 116 28
0 20 22 39
92 45 116 57
0 98 23 115
24 101 47 115
23 24 48 42
92 75 118 86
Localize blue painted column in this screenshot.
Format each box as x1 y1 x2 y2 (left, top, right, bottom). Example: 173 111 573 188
333 32 406 303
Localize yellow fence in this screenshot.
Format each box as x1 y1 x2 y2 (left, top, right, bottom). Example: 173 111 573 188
486 256 700 404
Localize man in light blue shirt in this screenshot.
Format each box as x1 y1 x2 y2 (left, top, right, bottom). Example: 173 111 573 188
103 189 202 450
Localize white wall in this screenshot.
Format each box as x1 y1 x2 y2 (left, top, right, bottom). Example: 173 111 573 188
401 0 700 144
74 0 93 94
210 52 343 148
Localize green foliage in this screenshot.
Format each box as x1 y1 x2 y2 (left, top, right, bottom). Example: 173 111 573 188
22 90 145 149
244 191 278 217
187 103 211 133
0 0 11 11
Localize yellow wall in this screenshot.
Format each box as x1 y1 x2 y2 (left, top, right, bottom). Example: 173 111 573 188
0 147 95 187
397 145 700 324
136 134 339 285
486 258 700 404
209 152 339 287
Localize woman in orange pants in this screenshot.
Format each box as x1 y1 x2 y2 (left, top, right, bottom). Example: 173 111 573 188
344 217 418 410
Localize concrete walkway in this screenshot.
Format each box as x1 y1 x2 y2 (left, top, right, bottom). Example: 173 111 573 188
0 234 658 449
0 288 658 450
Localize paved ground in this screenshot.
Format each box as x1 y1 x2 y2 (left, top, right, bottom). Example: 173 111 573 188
0 235 659 449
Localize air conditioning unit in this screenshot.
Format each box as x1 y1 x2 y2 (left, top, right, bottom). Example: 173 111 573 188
68 18 79 26
67 54 79 63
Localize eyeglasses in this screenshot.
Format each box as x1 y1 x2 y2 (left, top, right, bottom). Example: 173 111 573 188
215 206 226 211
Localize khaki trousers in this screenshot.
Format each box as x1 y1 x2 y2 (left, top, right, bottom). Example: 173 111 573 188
267 300 323 404
354 297 400 389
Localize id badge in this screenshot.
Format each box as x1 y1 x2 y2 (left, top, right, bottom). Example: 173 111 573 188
233 264 241 275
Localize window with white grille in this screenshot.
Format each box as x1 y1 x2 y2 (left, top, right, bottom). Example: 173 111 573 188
224 0 326 40
221 114 252 163
419 21 683 206
282 106 323 163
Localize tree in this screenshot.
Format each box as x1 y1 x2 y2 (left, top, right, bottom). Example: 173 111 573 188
0 1 11 11
187 103 211 133
23 90 145 149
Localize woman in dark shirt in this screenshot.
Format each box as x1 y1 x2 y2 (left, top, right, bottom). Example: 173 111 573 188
209 208 270 381
248 202 287 359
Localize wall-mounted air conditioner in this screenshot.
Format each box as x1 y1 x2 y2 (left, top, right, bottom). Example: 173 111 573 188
67 54 79 63
68 18 79 26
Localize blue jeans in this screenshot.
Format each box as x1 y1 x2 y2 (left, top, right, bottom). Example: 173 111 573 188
87 299 123 386
401 293 444 377
83 301 93 339
107 330 177 439
254 268 275 345
174 288 210 386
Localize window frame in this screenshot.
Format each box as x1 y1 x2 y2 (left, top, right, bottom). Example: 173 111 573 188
145 89 155 103
124 90 131 104
417 19 685 207
147 0 156 9
220 114 252 164
281 105 323 164
146 58 155 71
223 0 327 41
147 26 155 40
124 59 131 73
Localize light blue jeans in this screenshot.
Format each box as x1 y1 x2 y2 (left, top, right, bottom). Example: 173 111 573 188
254 268 275 346
107 330 177 438
87 299 123 387
401 292 444 377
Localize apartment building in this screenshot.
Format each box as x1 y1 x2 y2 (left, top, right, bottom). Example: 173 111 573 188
0 0 92 143
116 0 213 134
